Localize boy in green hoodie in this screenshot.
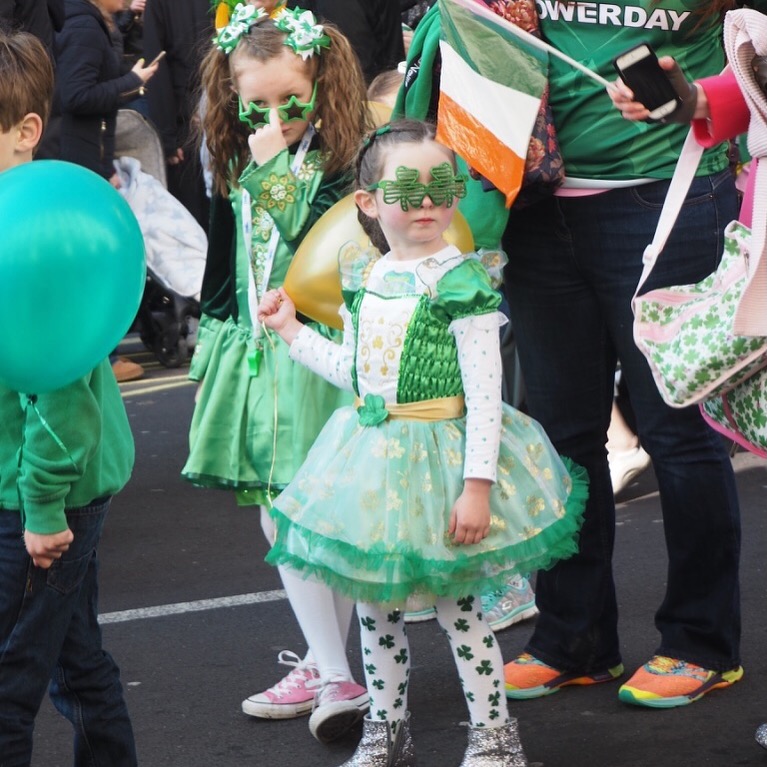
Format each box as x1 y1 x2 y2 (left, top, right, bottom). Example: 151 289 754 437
0 29 137 767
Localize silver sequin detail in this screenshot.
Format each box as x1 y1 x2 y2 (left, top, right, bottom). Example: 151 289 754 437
458 719 528 767
756 723 767 750
340 712 417 767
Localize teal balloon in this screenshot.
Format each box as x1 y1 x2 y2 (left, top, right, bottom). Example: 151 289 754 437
0 161 146 393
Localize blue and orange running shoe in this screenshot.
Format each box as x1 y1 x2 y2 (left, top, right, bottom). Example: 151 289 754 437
504 652 624 699
618 655 743 708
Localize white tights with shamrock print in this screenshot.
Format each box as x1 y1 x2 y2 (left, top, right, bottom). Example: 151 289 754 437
357 595 509 732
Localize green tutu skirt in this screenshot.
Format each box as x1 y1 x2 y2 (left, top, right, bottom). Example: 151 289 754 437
182 317 351 504
267 404 587 602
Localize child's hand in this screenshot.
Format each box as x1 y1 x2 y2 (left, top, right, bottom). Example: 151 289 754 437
248 107 288 165
24 528 74 569
257 287 303 343
448 478 492 545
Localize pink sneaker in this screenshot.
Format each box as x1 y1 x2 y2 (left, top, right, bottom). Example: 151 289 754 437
308 679 370 743
241 650 320 719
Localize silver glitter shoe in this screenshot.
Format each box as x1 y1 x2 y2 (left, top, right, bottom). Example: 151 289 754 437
340 712 417 767
458 719 528 767
756 723 767 750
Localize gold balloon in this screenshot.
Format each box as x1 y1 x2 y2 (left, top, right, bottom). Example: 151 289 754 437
284 194 475 329
366 101 394 128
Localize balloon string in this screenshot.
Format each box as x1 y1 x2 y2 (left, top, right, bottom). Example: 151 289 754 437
16 395 79 527
260 324 279 508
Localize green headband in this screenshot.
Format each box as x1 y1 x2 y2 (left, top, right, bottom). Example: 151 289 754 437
367 163 467 211
214 3 330 59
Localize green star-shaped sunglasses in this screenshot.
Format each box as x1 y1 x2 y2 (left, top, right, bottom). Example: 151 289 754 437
238 81 318 130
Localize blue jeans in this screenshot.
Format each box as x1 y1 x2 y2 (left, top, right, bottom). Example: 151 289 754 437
502 169 741 673
0 500 136 767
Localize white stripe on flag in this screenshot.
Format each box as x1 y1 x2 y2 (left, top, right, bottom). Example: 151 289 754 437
439 41 540 158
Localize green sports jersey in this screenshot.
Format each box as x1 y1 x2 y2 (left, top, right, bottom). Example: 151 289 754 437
537 1 743 180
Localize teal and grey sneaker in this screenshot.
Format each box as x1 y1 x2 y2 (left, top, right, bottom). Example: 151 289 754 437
482 575 538 633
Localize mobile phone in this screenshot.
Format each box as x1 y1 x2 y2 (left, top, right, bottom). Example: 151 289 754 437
612 43 681 122
149 50 166 67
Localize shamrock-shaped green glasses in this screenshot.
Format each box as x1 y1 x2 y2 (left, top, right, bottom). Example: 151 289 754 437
366 162 467 211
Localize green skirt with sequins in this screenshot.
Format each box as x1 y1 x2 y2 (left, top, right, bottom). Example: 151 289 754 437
266 403 587 601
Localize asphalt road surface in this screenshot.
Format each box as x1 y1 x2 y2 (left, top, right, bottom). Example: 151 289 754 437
29 336 767 767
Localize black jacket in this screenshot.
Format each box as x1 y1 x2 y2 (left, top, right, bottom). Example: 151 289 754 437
142 0 211 156
48 0 64 31
0 0 54 50
53 0 142 178
295 0 404 83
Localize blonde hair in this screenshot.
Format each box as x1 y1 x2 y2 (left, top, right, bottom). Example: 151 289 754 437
367 69 404 108
87 0 117 30
200 20 370 197
0 30 54 132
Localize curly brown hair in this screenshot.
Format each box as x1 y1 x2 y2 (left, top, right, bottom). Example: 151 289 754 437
199 20 370 197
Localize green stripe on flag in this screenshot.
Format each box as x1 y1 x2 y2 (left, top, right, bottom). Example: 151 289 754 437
438 0 546 98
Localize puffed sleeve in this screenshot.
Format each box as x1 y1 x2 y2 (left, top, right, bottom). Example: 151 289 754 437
239 150 352 249
430 258 502 324
339 241 380 310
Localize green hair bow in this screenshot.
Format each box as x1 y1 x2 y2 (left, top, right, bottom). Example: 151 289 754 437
214 3 268 54
274 7 331 60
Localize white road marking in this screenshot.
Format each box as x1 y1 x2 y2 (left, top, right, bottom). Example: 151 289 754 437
99 589 287 624
120 378 195 398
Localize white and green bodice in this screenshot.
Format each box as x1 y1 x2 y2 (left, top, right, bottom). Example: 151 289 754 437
290 244 508 480
343 245 504 403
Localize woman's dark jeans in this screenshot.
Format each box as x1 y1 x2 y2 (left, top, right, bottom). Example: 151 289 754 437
502 169 741 673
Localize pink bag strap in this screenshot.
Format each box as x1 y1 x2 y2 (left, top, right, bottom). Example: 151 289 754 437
633 129 703 299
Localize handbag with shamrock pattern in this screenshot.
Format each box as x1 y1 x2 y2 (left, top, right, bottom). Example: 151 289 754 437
700 366 767 456
632 130 767 409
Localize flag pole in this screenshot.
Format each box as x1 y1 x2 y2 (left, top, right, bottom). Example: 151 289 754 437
449 0 613 89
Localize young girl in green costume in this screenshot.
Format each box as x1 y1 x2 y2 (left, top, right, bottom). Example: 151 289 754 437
184 4 371 741
258 120 588 767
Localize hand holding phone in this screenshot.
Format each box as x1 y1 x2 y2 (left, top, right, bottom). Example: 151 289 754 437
612 43 681 122
148 50 166 67
132 51 164 85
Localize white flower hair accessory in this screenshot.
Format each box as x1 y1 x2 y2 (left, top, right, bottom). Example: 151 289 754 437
214 3 268 54
274 7 331 60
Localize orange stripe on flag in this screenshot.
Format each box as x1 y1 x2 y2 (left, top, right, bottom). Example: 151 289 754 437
436 91 526 209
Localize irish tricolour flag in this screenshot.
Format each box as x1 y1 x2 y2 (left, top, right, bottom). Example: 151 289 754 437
436 0 548 207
